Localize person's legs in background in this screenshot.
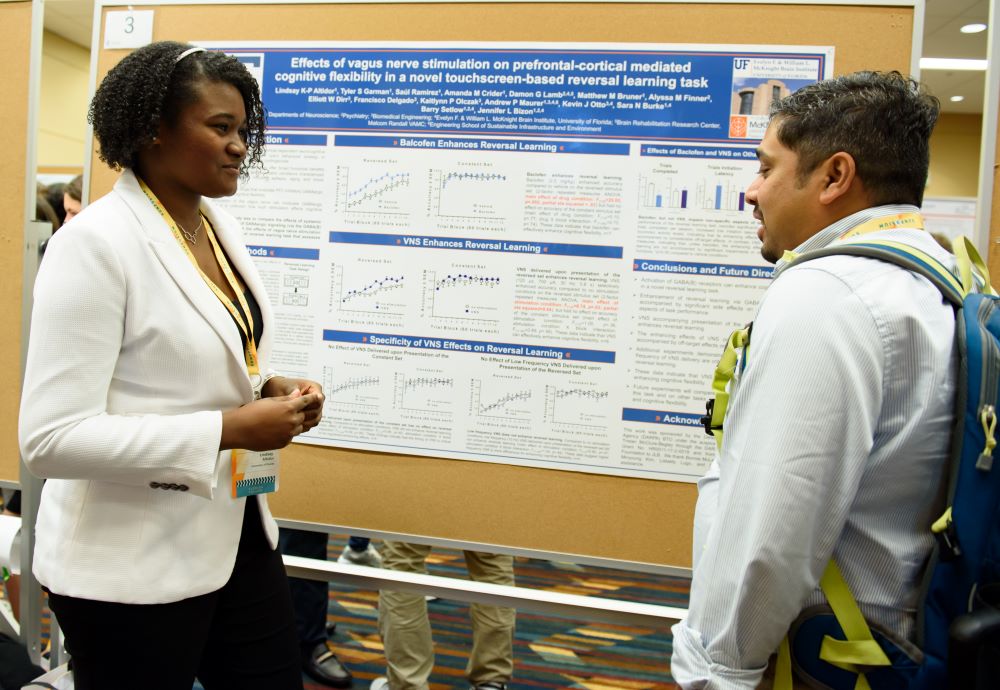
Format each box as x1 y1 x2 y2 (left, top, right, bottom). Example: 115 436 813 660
279 528 353 688
463 551 515 690
339 536 383 567
373 541 434 690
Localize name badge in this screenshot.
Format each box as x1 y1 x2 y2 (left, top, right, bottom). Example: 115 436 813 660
231 449 279 498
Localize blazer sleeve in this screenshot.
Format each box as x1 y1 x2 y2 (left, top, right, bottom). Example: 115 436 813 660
18 221 224 500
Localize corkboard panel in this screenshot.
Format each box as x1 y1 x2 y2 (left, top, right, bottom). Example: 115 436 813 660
91 2 914 567
1 0 32 483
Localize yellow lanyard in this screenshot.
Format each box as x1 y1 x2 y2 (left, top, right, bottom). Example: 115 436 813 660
836 211 923 240
783 212 925 264
138 178 260 380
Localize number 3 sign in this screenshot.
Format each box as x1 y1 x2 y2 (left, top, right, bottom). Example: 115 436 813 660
104 10 154 50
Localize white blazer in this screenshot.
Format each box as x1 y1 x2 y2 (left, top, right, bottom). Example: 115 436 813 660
19 169 280 604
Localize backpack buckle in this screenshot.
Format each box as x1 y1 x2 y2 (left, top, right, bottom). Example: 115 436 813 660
935 518 962 562
700 398 718 437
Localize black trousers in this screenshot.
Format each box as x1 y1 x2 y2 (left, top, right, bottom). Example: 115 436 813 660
277 527 329 653
47 497 304 690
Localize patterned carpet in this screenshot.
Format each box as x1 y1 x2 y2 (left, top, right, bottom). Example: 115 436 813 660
3 535 689 689
310 537 689 690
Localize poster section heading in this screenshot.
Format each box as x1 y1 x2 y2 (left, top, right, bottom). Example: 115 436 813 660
247 245 320 260
635 258 773 279
335 134 628 156
641 143 758 160
622 408 704 427
240 47 828 141
324 330 615 363
330 231 623 259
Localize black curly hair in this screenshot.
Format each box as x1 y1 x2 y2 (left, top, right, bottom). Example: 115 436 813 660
89 41 267 174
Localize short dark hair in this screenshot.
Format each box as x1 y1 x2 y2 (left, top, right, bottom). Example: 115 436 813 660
36 195 60 232
770 71 940 206
44 182 67 223
89 41 266 173
64 175 82 203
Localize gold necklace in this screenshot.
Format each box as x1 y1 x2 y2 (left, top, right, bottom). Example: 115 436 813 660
177 215 204 244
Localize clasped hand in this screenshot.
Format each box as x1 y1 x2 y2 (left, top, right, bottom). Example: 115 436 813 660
220 376 325 451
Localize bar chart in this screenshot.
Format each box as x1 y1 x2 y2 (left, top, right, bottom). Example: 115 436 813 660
639 172 746 211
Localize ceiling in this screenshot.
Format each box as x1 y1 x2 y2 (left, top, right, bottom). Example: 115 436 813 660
43 0 991 114
923 0 989 113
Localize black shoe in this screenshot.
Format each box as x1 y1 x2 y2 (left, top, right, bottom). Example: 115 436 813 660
303 640 353 688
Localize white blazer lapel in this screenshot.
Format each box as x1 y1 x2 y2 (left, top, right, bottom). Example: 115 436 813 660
113 171 249 379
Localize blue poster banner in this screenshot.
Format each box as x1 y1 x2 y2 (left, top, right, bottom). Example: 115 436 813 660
223 47 827 142
246 245 321 260
622 408 703 427
633 258 774 279
264 133 327 146
334 134 629 155
641 144 757 160
330 232 624 259
323 330 616 363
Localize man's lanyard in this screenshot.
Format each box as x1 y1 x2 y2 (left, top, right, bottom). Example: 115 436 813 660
836 211 923 240
137 178 260 382
782 212 925 264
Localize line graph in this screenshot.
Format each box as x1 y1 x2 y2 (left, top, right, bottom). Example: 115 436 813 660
442 171 507 187
334 164 413 220
544 386 610 428
332 264 408 316
428 167 510 221
323 367 382 408
393 373 455 414
421 269 503 325
330 376 381 395
347 172 410 209
469 378 534 420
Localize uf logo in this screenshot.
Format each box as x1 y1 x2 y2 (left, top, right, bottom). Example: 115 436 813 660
729 116 748 138
734 58 751 70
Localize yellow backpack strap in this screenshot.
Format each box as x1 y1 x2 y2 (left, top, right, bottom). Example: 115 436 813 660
819 560 893 673
703 326 750 450
775 560 892 690
775 637 793 689
952 235 997 296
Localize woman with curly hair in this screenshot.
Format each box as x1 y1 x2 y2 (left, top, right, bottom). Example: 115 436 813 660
18 41 323 689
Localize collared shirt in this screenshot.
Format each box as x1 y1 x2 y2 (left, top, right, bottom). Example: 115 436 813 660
671 205 957 689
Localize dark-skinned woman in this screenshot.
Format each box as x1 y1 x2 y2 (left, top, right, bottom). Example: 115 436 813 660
19 41 323 690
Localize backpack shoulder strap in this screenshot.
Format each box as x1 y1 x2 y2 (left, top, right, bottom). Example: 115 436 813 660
791 239 965 307
952 236 998 297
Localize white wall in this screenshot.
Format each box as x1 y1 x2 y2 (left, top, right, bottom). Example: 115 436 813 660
38 30 89 172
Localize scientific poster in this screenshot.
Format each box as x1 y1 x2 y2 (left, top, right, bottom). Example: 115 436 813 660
214 41 834 482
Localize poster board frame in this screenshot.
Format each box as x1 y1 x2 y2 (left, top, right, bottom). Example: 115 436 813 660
87 0 920 570
0 0 40 487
